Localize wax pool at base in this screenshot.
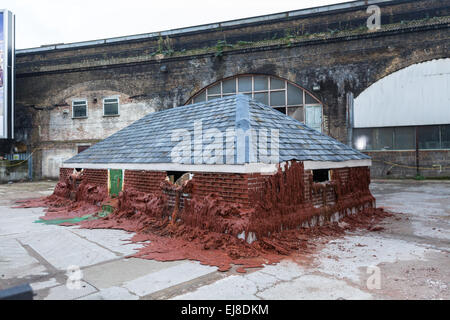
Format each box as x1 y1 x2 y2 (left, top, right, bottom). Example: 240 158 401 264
14 163 393 273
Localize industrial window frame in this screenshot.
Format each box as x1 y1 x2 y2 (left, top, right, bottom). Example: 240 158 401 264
103 97 120 117
72 99 88 119
187 74 323 132
353 125 450 151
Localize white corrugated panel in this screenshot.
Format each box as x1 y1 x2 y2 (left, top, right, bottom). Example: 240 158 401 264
354 58 450 128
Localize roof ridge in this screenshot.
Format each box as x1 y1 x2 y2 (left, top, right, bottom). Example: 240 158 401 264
145 95 238 119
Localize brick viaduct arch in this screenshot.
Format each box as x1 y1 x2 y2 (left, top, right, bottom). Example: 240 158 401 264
8 0 450 179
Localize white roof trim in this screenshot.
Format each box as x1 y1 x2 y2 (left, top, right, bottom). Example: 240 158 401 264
62 159 371 174
303 159 372 170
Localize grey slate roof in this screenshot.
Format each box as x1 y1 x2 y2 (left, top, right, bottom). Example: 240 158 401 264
65 95 370 165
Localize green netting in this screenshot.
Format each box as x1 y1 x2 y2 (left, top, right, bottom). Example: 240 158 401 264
34 207 114 226
34 214 96 225
101 205 115 216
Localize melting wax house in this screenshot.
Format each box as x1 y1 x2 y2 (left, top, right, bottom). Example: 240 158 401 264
61 95 375 240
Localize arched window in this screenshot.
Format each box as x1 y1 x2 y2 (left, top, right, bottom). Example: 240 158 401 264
188 75 323 132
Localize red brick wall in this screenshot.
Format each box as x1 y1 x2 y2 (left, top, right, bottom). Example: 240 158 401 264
247 173 266 194
59 166 371 210
191 173 250 206
304 170 337 207
247 171 335 208
367 150 450 178
83 169 108 186
311 185 337 207
248 173 271 205
59 168 108 186
60 168 73 181
124 170 167 194
248 167 365 210
332 168 350 184
123 171 251 207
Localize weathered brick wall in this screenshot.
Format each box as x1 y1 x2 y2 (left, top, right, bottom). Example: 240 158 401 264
367 150 450 178
331 168 351 186
123 170 251 207
248 166 370 210
13 0 449 180
15 0 447 77
58 166 374 212
247 170 337 209
124 170 167 194
191 173 250 206
304 170 338 207
58 169 251 206
247 173 266 201
59 168 107 186
59 168 73 181
83 169 108 186
122 170 251 207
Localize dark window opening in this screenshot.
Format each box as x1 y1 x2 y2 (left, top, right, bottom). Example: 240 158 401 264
394 127 415 150
374 127 394 150
77 146 90 154
442 124 450 149
313 169 330 183
418 126 440 150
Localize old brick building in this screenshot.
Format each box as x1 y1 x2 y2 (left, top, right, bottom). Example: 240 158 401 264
60 95 375 238
4 0 450 181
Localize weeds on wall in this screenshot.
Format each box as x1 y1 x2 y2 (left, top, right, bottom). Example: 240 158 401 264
151 35 175 57
145 16 447 60
214 40 234 58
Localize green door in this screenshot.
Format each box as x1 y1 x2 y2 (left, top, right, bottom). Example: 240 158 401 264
109 169 123 197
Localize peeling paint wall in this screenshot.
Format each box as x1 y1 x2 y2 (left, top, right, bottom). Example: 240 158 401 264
42 148 74 179
47 92 154 141
40 91 155 178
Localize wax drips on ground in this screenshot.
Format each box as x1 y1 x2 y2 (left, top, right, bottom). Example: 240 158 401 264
15 164 392 273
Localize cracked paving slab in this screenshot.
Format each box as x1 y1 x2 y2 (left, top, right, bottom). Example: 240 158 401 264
172 261 306 300
316 235 436 283
0 238 48 280
79 286 139 300
81 258 184 290
258 275 373 300
172 274 261 300
124 261 218 298
67 227 144 257
17 229 120 270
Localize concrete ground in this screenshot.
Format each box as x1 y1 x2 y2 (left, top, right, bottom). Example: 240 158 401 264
0 180 448 300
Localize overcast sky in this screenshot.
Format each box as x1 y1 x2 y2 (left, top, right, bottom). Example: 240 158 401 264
2 0 347 49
